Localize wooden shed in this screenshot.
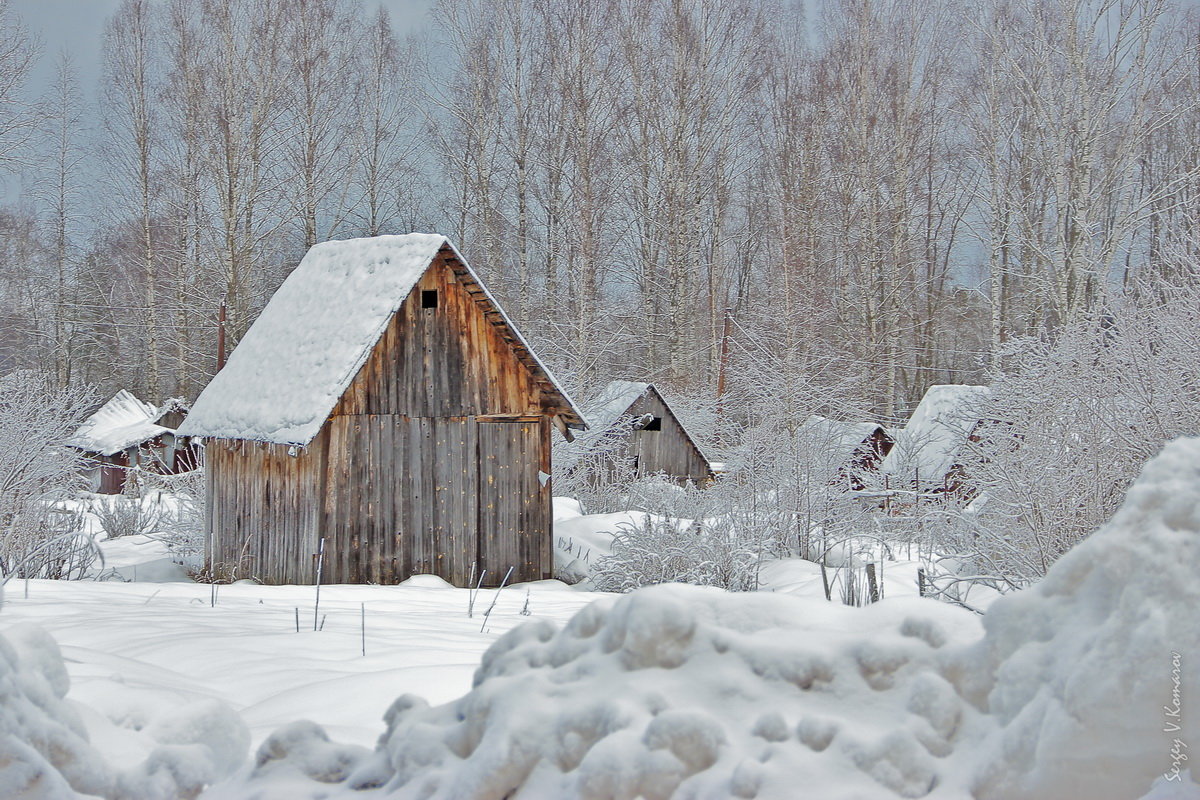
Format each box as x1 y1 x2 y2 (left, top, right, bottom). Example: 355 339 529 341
566 381 713 487
178 234 586 586
67 390 190 494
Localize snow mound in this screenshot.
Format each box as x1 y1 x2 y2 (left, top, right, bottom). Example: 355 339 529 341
231 587 984 799
960 436 1200 800
0 622 112 798
553 511 648 585
0 622 249 800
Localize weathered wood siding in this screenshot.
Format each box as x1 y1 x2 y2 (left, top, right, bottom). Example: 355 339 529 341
206 430 328 584
477 418 551 583
206 250 555 586
624 390 710 484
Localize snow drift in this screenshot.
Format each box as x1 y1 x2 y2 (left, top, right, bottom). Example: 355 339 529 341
0 616 249 799
961 435 1200 799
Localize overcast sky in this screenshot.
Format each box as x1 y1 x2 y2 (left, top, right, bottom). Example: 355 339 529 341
12 0 436 95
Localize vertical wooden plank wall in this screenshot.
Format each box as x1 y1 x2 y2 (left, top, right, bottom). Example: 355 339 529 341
206 429 326 584
624 391 712 485
476 418 551 584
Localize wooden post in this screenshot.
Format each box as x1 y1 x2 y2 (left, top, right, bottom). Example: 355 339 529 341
918 568 926 597
820 561 831 601
866 563 880 603
716 307 732 416
217 301 227 371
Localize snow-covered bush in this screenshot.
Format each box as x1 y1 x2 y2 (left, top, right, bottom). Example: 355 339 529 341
89 494 162 540
552 413 642 514
143 469 206 571
0 371 94 579
951 283 1200 588
590 513 760 593
588 477 776 592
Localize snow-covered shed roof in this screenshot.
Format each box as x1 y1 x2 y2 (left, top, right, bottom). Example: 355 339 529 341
584 380 652 431
67 390 171 456
881 384 990 480
797 415 885 466
179 234 584 446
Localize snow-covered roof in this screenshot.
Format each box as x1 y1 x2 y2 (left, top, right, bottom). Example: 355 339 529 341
881 384 990 480
179 234 583 446
583 380 652 431
66 390 170 456
570 380 712 471
797 415 885 466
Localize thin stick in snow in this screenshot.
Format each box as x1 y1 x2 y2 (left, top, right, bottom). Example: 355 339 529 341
467 561 476 615
313 538 325 631
468 566 487 618
361 602 366 657
295 607 300 633
480 566 514 633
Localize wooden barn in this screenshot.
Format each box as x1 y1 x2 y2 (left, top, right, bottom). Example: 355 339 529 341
796 415 894 490
67 390 197 494
178 234 586 586
565 381 713 487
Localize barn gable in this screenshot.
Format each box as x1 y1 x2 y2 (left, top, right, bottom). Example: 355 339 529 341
796 415 894 489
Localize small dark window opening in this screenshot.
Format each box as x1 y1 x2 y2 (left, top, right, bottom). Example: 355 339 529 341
421 290 439 309
643 416 662 431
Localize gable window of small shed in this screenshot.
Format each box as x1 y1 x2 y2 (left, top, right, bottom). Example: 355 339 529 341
421 289 439 309
643 416 662 431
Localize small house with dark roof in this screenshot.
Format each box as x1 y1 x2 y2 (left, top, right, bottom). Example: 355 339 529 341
179 234 586 586
565 380 712 487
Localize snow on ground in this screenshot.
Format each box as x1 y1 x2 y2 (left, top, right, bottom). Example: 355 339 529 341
553 508 643 585
3 577 602 753
4 437 1200 798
